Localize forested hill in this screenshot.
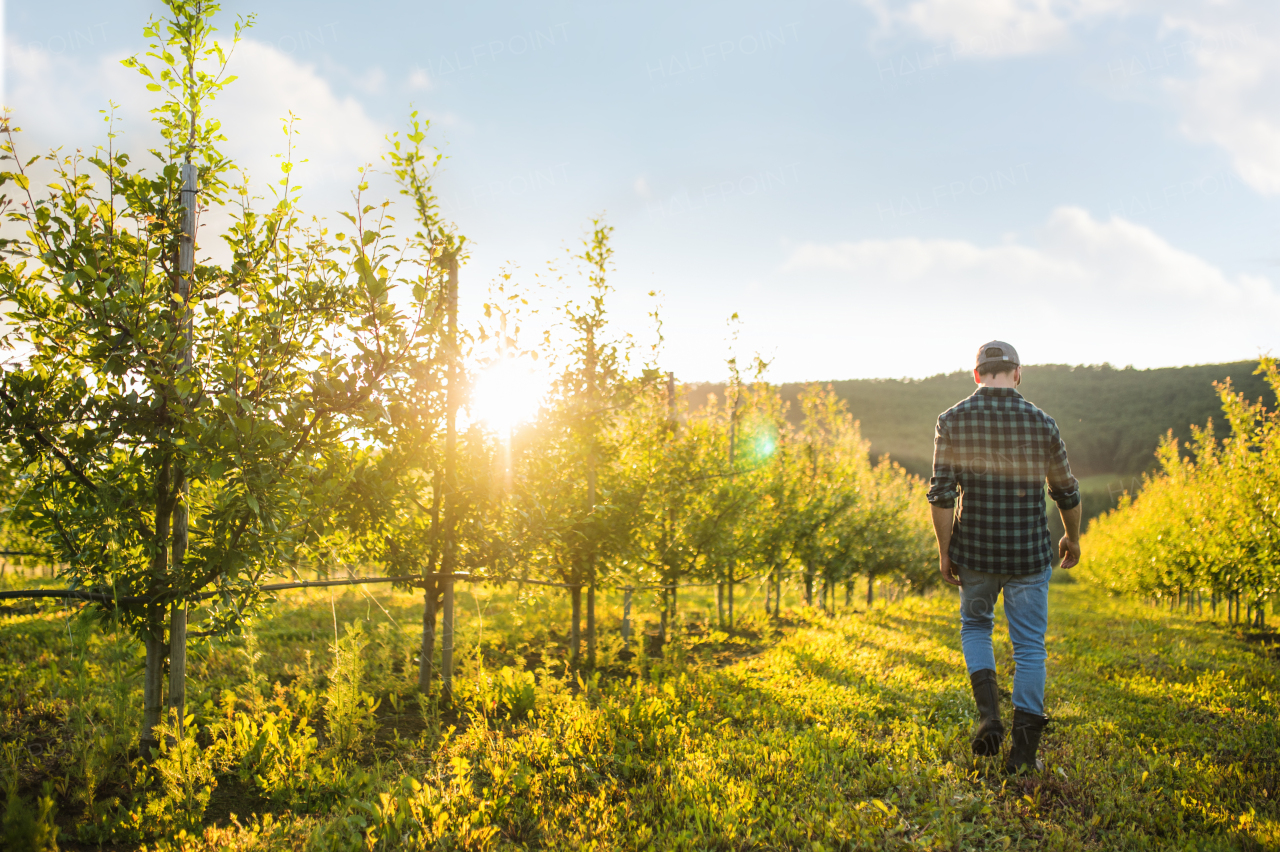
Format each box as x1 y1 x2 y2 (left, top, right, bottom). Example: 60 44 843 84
689 361 1273 479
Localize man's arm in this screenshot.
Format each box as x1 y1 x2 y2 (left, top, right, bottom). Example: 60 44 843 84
926 416 961 586
1044 416 1082 569
931 504 961 586
1058 502 1081 569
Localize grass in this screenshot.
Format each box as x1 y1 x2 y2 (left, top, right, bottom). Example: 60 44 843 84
1 577 1276 850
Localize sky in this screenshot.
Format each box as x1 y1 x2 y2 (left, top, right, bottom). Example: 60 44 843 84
4 0 1280 382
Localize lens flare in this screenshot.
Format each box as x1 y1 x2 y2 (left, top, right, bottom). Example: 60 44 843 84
470 360 544 433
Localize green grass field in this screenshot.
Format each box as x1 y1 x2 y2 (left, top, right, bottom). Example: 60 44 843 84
1 577 1276 851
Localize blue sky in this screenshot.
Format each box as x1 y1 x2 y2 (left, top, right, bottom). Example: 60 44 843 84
5 0 1280 381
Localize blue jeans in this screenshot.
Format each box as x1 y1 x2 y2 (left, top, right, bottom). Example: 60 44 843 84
958 566 1051 716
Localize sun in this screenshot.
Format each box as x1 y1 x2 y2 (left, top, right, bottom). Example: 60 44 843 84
470 359 545 433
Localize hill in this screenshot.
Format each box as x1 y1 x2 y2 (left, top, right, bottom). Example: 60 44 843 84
688 360 1274 521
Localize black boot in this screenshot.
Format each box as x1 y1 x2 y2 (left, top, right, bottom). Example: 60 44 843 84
1004 708 1048 774
969 669 1004 757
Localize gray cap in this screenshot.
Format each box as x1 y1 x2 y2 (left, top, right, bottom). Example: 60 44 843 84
976 340 1020 370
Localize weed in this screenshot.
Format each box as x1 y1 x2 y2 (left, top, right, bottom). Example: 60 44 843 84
323 621 380 755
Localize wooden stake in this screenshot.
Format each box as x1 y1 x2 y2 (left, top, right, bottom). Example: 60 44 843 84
441 575 455 697
586 581 596 669
167 161 198 739
727 563 735 629
621 587 632 644
440 252 459 701
570 584 582 673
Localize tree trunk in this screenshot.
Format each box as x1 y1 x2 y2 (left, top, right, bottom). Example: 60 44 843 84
166 602 186 737
166 475 190 740
417 579 437 693
866 575 875 608
140 607 165 758
716 582 724 628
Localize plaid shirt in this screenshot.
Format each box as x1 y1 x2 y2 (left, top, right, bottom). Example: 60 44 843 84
927 386 1080 575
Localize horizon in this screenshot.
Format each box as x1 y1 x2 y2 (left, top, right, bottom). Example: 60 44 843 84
686 355 1271 386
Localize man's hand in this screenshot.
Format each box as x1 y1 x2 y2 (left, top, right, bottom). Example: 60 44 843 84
939 552 962 587
1057 503 1083 570
1058 536 1080 570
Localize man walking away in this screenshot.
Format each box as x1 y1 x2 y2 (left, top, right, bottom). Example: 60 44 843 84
926 341 1082 774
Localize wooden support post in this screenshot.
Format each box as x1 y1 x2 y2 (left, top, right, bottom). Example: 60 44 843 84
439 252 459 700
570 584 582 673
727 563 734 630
441 575 455 699
586 580 596 669
167 161 198 740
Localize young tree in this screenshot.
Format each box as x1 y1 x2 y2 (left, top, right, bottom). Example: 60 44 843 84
508 220 634 670
0 1 437 749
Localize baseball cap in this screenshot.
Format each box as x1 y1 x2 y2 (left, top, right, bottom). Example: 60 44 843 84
975 340 1020 370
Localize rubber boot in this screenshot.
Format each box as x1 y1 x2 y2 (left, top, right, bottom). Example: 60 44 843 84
969 669 1004 757
1004 708 1048 774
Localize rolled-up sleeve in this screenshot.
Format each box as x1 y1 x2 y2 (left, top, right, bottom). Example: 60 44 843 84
1044 416 1080 510
927 416 957 508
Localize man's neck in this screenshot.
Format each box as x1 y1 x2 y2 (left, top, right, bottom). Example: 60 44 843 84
978 376 1018 390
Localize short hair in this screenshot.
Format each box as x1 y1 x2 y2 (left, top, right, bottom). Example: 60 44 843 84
977 361 1019 378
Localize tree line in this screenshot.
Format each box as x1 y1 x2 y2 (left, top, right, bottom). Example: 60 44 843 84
736 361 1274 482
0 0 934 753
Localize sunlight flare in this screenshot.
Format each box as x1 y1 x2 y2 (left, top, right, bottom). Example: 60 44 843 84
470 359 545 433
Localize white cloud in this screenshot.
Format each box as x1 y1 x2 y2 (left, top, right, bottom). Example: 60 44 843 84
4 37 388 224
216 39 388 213
860 0 1129 57
1159 16 1280 195
408 67 432 90
780 206 1279 375
859 2 1280 195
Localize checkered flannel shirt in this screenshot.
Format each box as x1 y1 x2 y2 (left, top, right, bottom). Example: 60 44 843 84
927 386 1080 575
